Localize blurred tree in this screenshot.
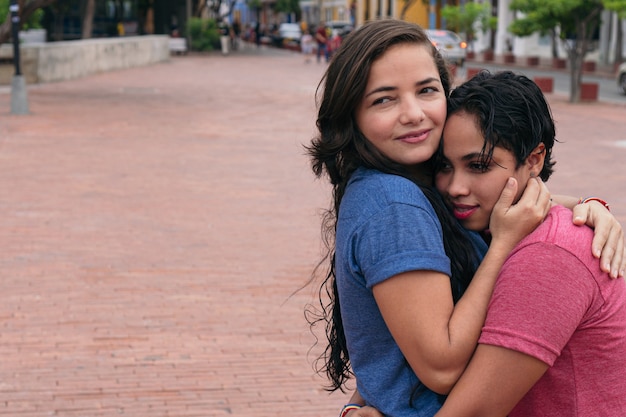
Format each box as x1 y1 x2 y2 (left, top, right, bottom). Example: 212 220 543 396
508 0 624 102
137 0 153 35
81 0 94 38
274 0 300 20
194 0 206 17
0 0 52 43
187 16 219 50
441 2 496 52
603 0 626 65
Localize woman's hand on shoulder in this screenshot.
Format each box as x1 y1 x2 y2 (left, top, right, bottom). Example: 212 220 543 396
572 200 625 278
489 177 550 251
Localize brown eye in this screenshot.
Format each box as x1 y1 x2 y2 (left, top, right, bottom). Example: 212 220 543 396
469 162 490 172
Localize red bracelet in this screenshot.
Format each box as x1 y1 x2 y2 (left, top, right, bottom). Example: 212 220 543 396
340 404 363 417
578 197 610 212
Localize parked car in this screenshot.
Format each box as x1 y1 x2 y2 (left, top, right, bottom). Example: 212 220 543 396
326 20 354 39
618 62 626 95
426 29 467 66
273 23 302 47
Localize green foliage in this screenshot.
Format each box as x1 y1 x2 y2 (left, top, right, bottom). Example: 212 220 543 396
604 0 626 18
0 0 45 29
508 0 606 102
187 17 220 51
508 0 559 36
441 2 496 49
274 0 300 14
508 17 544 37
23 8 44 30
508 0 603 40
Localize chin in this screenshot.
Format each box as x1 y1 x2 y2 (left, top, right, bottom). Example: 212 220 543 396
461 221 485 232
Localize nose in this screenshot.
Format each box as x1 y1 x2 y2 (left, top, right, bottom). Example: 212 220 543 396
442 170 470 198
399 96 426 125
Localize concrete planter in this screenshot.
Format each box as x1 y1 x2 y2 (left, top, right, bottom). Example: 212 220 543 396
503 53 515 64
483 50 494 61
552 58 566 69
583 61 596 72
534 77 553 93
526 56 540 66
466 67 482 80
580 82 598 101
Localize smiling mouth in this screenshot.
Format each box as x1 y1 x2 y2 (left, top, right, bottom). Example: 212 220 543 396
397 130 428 143
452 205 477 220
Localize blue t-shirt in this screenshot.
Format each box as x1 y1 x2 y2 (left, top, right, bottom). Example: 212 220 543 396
335 167 487 416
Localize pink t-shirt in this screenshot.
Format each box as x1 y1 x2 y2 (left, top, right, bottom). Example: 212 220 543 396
479 205 626 416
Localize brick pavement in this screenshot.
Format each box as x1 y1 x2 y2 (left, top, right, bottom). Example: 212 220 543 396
0 43 624 417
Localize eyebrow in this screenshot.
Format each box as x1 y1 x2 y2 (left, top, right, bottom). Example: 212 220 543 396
364 77 440 98
460 152 484 161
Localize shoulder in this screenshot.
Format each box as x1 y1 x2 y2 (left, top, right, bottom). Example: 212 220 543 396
345 168 432 210
513 205 595 263
339 169 444 242
499 205 606 302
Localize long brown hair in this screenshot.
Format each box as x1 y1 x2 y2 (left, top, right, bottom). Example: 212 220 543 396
305 19 479 393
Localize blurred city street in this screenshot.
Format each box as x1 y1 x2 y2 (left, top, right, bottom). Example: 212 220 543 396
0 43 624 416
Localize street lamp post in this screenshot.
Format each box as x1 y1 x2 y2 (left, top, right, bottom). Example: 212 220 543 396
10 0 29 115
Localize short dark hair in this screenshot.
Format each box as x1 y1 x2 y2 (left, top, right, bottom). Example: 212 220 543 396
445 70 556 181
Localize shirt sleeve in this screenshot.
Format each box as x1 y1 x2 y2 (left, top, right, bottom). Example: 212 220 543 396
353 202 451 289
479 242 597 366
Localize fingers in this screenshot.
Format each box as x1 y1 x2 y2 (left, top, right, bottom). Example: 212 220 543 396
571 203 590 226
489 177 547 250
580 199 626 278
590 214 610 259
610 235 626 278
493 177 518 213
597 225 625 279
618 238 626 278
535 179 552 218
509 177 550 219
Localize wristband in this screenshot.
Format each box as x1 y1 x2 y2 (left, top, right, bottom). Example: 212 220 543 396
340 403 363 417
578 197 610 212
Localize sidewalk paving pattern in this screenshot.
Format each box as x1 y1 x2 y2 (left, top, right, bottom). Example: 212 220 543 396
0 44 624 416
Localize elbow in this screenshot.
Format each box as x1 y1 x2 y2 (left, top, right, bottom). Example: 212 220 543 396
419 367 465 395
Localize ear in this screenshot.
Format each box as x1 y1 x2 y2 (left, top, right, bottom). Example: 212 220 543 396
526 143 546 177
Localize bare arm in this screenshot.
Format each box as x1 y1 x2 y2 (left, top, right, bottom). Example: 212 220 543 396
433 345 548 417
373 178 550 394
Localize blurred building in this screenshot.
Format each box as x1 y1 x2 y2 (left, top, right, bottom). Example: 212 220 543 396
41 0 190 40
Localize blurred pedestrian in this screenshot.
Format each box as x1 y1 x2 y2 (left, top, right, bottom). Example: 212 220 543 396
231 19 242 51
327 29 342 60
315 22 329 63
219 21 231 55
254 21 262 48
301 29 314 63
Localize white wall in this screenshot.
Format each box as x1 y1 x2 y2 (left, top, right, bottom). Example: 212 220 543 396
0 35 170 84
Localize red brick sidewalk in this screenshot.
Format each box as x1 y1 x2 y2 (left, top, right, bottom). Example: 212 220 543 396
0 44 624 417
